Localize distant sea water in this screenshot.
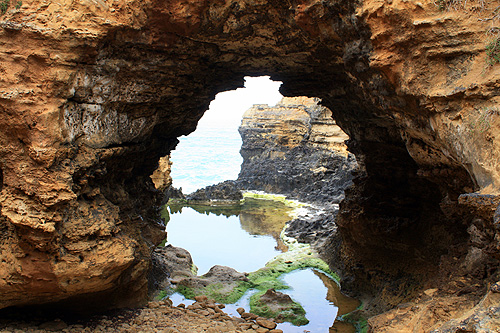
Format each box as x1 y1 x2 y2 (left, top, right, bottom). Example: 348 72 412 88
169 76 283 194
169 126 243 194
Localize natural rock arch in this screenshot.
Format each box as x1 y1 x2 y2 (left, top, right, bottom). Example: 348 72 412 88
0 0 499 322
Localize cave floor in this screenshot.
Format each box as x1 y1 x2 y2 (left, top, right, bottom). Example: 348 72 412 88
0 299 281 333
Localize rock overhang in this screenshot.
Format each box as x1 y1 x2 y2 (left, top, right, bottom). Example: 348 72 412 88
0 0 499 325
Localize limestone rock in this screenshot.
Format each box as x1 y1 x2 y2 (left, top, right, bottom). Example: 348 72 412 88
149 245 195 296
0 0 498 331
252 288 307 326
256 318 277 330
237 97 357 204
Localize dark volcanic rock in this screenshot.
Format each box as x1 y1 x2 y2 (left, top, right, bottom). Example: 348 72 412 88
237 97 357 205
285 209 338 249
165 186 186 200
186 180 243 204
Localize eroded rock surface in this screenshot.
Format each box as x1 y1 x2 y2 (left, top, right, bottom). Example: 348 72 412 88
238 97 356 204
149 245 196 296
186 180 243 204
0 297 284 333
0 0 499 331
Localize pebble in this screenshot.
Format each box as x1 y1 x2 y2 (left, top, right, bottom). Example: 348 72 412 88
242 312 258 320
0 297 286 333
195 295 209 302
256 318 277 330
198 310 210 316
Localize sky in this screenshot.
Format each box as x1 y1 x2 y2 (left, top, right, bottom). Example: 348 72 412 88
196 76 283 129
169 76 284 193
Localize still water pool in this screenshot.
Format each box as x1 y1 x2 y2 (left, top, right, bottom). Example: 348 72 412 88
164 198 359 332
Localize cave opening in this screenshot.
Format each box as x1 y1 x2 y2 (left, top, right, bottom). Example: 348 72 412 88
160 75 360 331
2 1 499 330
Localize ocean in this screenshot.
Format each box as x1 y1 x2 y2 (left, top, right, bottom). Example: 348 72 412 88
169 76 283 194
169 126 243 194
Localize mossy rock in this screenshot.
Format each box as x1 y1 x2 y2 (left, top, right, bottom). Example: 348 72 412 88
250 289 309 326
175 265 253 304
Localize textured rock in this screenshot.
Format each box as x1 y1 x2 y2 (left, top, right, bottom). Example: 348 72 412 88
177 265 249 301
0 1 498 331
285 209 338 249
149 245 195 295
238 97 356 204
0 298 260 332
186 180 243 204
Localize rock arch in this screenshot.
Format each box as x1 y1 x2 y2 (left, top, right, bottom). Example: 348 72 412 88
0 0 498 321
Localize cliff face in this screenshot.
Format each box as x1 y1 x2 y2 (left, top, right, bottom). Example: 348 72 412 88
0 0 499 329
238 97 356 204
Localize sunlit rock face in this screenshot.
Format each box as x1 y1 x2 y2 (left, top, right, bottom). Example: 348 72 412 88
238 97 356 203
0 0 499 328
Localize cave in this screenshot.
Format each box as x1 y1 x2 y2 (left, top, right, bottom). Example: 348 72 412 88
1 0 499 330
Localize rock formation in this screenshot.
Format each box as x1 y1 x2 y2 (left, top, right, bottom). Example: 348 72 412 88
238 97 356 204
0 0 499 330
186 180 243 205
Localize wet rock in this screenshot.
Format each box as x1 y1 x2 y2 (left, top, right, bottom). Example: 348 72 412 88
241 312 258 320
260 289 294 305
177 265 248 301
256 318 277 329
252 289 307 325
285 209 338 248
186 180 243 204
149 245 196 296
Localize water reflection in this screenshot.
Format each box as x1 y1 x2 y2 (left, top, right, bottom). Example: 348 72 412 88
165 198 359 331
279 269 360 332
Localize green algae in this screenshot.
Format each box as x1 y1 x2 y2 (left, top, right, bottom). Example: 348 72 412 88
167 194 358 329
249 290 309 326
242 191 308 209
174 235 339 326
340 312 368 333
175 280 253 304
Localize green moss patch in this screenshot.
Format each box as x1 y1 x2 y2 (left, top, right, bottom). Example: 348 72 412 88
242 191 308 209
167 194 352 328
340 311 368 333
174 237 339 326
175 280 253 304
249 290 308 326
